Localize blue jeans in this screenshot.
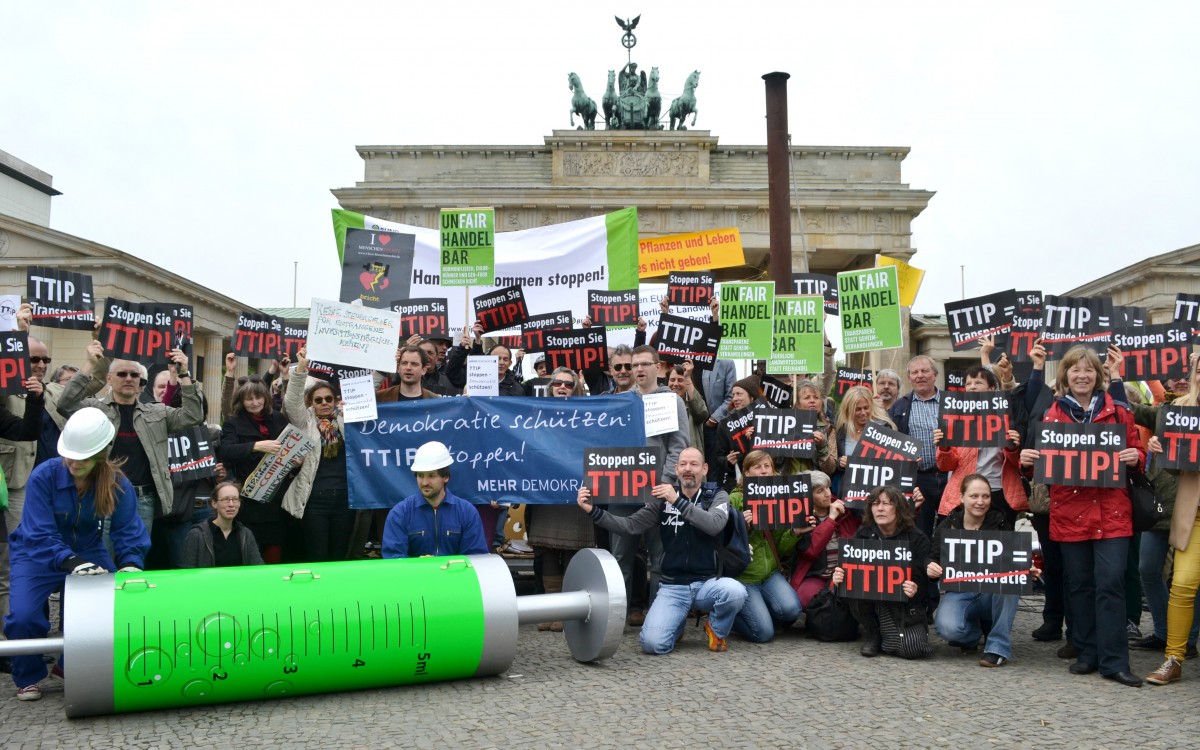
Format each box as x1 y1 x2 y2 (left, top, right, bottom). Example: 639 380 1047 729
606 505 664 608
1139 529 1200 644
1061 537 1130 675
640 577 747 655
935 589 1019 659
732 571 802 643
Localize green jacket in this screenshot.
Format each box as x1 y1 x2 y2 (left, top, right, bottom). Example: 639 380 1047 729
729 486 801 584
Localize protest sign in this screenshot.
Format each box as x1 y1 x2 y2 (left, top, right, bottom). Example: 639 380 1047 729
1003 290 1043 363
1174 293 1200 337
0 332 31 396
841 456 918 510
524 377 553 398
587 289 639 328
723 404 764 455
838 266 903 354
1114 304 1148 328
1033 422 1125 488
642 391 680 438
638 227 745 278
1112 324 1191 380
26 267 95 330
751 408 817 459
744 475 812 529
767 295 824 375
521 311 573 352
473 285 530 334
99 299 177 366
305 360 371 389
945 371 967 393
1040 294 1113 360
667 271 715 308
281 319 308 360
439 208 495 287
340 373 379 423
232 311 284 358
877 255 925 308
792 273 839 315
938 531 1035 595
834 367 873 399
1157 406 1200 472
341 227 415 308
0 296 18 332
467 356 500 397
945 290 1018 352
716 282 774 360
171 304 194 363
939 391 1012 448
241 425 317 503
346 395 646 507
760 375 793 409
543 328 607 372
837 539 911 602
853 421 921 462
583 446 663 504
166 427 217 483
306 298 402 373
656 313 721 370
391 298 449 339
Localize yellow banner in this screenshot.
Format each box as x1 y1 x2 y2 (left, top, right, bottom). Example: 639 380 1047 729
876 255 925 307
638 227 746 278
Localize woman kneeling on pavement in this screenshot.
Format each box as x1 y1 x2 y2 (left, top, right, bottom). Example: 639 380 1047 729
790 470 860 607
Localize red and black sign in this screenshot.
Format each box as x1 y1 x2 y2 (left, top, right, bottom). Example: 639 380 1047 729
172 304 194 364
473 285 529 334
1002 290 1043 363
834 367 872 398
521 311 573 353
525 377 553 398
305 360 369 389
945 289 1018 352
0 332 31 396
99 299 178 366
841 456 918 510
543 328 607 372
656 313 721 370
26 266 95 330
723 403 764 455
232 311 284 358
938 531 1034 596
852 421 921 462
587 289 639 327
583 446 663 504
391 298 449 339
1175 293 1200 337
945 371 967 392
1112 324 1191 380
1114 305 1148 328
167 426 217 483
744 474 812 529
1157 405 1200 472
1040 294 1114 360
938 391 1012 448
751 408 817 459
792 273 839 316
282 319 308 360
760 375 793 409
667 272 715 308
1034 422 1125 488
837 538 911 602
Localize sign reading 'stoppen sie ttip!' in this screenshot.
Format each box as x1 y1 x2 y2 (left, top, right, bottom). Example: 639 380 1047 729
99 299 179 367
392 298 449 339
837 539 911 602
743 475 812 529
542 328 607 372
938 531 1035 596
0 332 31 397
938 391 1012 448
583 446 664 503
439 207 495 287
1033 422 1126 489
1158 406 1200 472
1111 324 1191 380
852 421 921 463
473 285 530 334
723 404 764 454
638 227 745 278
587 289 639 327
521 311 573 353
834 367 872 398
667 271 715 308
233 311 284 358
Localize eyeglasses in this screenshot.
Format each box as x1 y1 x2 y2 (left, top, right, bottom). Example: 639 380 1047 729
312 395 336 404
551 380 575 388
611 363 632 371
631 361 655 369
113 371 141 379
214 497 241 505
30 357 52 365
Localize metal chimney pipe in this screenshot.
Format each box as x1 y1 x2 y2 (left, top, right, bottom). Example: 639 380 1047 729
762 72 793 296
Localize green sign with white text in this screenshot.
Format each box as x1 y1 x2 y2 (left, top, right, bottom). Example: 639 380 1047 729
767 295 825 374
717 282 774 360
440 208 495 286
838 266 903 353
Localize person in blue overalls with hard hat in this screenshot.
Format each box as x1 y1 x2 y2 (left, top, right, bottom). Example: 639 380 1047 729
5 407 149 701
381 441 489 558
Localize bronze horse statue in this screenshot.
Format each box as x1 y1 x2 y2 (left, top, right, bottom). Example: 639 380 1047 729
603 70 618 128
568 72 598 130
669 70 700 130
645 67 662 129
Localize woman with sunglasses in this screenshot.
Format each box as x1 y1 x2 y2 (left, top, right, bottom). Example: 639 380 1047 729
179 481 265 568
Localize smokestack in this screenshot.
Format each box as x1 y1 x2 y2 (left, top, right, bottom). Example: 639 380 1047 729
762 72 792 296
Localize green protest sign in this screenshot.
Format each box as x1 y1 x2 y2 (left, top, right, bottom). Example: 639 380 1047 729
440 208 495 286
837 266 903 354
717 282 774 360
767 295 825 374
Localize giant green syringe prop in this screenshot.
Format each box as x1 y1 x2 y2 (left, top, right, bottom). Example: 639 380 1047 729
0 549 625 717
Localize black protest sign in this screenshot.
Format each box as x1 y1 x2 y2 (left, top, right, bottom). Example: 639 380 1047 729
667 272 715 308
99 299 176 366
171 304 194 364
837 539 911 602
521 311 573 353
543 328 607 372
938 531 1035 595
1034 422 1125 488
744 474 812 529
852 421 921 463
473 285 530 333
1112 324 1191 380
525 377 553 398
945 371 967 392
392 298 449 339
1157 406 1200 472
281 319 308 360
760 375 793 409
587 289 639 327
1040 295 1114 360
26 266 95 330
232 311 284 358
0 332 30 396
341 227 415 309
723 404 763 454
751 408 817 459
1114 305 1148 328
1174 293 1200 337
840 456 918 510
584 447 663 504
939 391 1012 448
792 273 839 315
945 289 1018 352
305 360 370 389
656 313 722 370
834 367 872 399
1003 290 1043 363
167 427 217 483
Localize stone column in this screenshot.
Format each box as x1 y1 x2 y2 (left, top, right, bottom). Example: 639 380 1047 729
203 335 225 424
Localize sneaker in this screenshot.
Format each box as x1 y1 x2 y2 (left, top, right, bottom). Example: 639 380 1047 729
980 652 1008 668
1031 623 1063 642
1146 656 1182 686
49 664 64 681
1057 642 1078 659
703 620 727 653
1132 634 1168 651
1126 620 1143 640
15 684 41 701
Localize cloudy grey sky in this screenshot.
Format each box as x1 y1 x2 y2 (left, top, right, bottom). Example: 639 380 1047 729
4 1 1198 334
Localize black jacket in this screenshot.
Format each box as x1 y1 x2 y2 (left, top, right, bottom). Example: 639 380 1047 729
928 506 1010 566
218 410 293 524
854 523 932 604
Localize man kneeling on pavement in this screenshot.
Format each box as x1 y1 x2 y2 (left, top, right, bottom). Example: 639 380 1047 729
577 447 746 654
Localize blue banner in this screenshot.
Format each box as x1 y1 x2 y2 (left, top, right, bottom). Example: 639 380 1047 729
345 395 646 508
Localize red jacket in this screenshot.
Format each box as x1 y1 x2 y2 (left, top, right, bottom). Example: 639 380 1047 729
789 511 861 590
936 445 1028 515
1040 393 1145 543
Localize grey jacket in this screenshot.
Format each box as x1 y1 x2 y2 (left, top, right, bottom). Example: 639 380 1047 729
0 383 64 490
702 359 737 422
179 520 265 568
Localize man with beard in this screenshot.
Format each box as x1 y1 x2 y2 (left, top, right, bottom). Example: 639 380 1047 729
379 346 439 402
381 441 488 558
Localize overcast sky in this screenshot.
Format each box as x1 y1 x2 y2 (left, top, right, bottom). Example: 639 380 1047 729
4 2 1198 333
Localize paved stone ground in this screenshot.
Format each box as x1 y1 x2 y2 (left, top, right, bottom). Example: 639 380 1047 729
1 597 1196 749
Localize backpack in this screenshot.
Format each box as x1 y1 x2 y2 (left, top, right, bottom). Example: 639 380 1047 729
701 482 750 578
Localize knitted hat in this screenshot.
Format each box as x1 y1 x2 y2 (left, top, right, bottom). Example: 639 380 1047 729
732 377 761 400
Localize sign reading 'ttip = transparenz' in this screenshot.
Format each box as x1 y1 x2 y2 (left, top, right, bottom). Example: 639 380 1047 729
583 447 663 504
938 531 1034 595
944 289 1017 352
837 539 912 602
743 475 812 529
1033 422 1126 488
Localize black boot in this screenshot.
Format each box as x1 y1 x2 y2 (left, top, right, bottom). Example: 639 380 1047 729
860 623 882 657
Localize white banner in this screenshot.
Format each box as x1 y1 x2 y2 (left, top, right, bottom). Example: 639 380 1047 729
306 298 402 372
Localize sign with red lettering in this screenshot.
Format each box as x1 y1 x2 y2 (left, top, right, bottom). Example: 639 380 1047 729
99 299 177 367
751 408 817 459
1034 422 1125 488
242 425 318 503
792 273 839 316
841 456 918 510
852 421 921 462
232 311 284 358
281 319 308 360
938 391 1012 448
521 310 573 353
1002 290 1043 364
837 538 911 602
945 371 967 392
473 285 530 333
26 266 95 330
171 304 194 364
1157 405 1200 472
835 367 872 398
391 298 449 339
1174 293 1200 337
938 531 1034 595
1112 324 1191 380
723 404 765 454
655 313 721 370
744 475 812 529
667 272 715 308
587 289 639 327
583 446 663 504
0 332 31 396
543 328 607 372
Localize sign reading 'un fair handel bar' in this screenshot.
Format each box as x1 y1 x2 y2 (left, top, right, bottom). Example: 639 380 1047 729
440 208 495 286
837 266 903 354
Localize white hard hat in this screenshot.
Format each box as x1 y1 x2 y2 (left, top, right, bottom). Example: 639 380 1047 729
410 441 453 472
58 407 116 461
